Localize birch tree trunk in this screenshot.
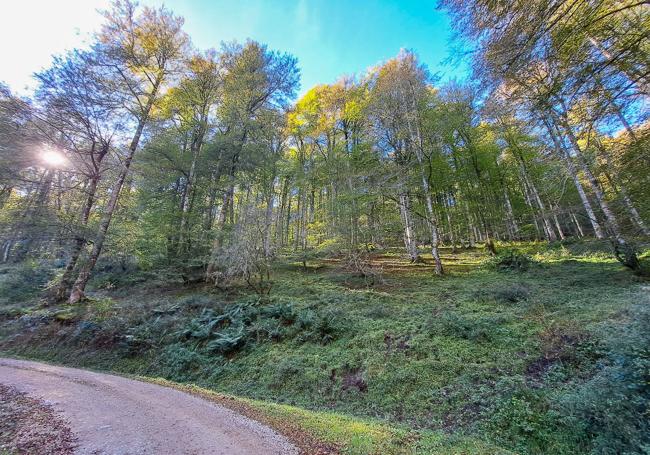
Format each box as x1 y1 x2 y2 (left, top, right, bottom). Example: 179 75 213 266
571 211 585 237
405 95 443 273
596 142 650 236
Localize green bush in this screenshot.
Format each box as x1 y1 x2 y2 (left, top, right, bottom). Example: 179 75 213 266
495 284 531 303
488 250 535 272
260 301 298 324
295 308 346 344
175 300 348 358
486 392 576 454
178 306 251 351
0 262 54 304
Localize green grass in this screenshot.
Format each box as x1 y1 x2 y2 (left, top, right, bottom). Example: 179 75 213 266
1 240 648 454
151 376 516 455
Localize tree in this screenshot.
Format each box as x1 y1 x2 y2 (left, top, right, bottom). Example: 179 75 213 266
32 50 121 301
69 0 189 303
368 51 443 272
206 40 299 280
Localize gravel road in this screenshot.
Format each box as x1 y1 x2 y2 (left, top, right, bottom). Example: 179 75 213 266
0 358 298 455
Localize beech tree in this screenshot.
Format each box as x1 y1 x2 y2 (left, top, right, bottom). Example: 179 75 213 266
1 1 647 298
69 0 189 303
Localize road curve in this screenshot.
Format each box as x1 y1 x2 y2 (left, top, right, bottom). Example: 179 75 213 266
0 358 297 455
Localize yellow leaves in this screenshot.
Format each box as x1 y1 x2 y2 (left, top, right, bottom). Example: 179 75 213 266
286 110 307 133
288 80 369 139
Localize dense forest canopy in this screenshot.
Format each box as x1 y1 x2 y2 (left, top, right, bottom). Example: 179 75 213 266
0 0 648 304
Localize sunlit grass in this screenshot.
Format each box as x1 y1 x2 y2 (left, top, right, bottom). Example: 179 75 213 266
1 240 647 454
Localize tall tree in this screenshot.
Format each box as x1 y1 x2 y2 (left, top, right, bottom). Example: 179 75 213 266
69 0 189 303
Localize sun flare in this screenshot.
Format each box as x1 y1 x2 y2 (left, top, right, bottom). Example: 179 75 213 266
42 148 66 167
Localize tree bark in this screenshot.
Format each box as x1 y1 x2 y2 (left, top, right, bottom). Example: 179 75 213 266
550 113 640 270
398 192 419 262
544 118 605 239
596 142 650 236
69 79 159 304
51 174 100 301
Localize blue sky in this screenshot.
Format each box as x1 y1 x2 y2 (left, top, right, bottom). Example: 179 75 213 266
1 0 468 96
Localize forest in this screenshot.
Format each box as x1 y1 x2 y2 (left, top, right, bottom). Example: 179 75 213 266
0 0 648 454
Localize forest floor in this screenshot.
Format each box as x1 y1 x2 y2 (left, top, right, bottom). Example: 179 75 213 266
0 240 648 454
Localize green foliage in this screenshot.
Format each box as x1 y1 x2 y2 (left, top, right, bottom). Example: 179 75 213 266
176 299 348 359
554 304 650 454
486 392 576 454
1 242 647 454
0 261 54 305
294 308 346 345
435 312 503 342
178 306 249 354
488 249 536 272
158 344 215 382
494 283 531 303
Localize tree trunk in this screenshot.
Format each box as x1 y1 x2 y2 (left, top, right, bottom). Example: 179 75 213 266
551 113 640 270
420 176 443 273
398 192 419 262
263 177 275 258
178 132 205 255
544 118 605 239
552 205 565 241
503 188 519 240
596 142 650 236
50 174 100 302
571 211 585 237
69 81 158 304
406 99 442 273
511 144 556 241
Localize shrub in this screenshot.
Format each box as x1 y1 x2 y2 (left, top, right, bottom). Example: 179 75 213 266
205 323 247 354
295 308 346 345
494 284 531 303
0 261 54 304
250 302 300 341
340 250 383 286
488 250 535 272
178 305 252 352
486 392 575 454
207 205 273 296
260 302 297 324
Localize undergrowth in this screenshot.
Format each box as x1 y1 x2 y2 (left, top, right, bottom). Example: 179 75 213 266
1 241 648 454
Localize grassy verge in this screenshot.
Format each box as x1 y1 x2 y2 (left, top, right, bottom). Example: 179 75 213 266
140 376 510 455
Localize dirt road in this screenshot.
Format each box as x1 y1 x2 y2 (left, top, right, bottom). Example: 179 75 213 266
0 358 297 454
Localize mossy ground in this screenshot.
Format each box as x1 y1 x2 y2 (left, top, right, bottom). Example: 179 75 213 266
1 240 648 454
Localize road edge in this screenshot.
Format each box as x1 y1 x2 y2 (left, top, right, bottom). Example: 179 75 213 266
0 355 339 455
